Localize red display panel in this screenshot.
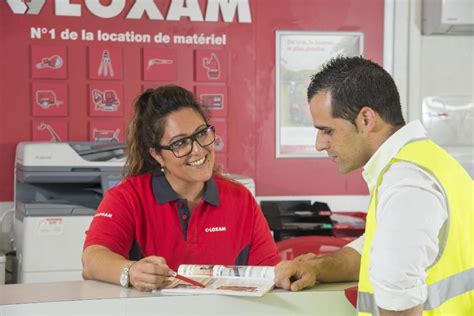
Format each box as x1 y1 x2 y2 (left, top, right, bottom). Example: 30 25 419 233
88 47 123 80
252 0 382 195
31 82 68 116
32 119 68 142
143 47 177 81
31 45 67 79
88 83 123 117
195 85 227 118
0 0 383 200
195 50 227 82
209 118 227 154
89 119 124 143
215 153 227 173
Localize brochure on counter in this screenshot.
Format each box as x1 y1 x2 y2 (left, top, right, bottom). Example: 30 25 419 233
156 264 275 297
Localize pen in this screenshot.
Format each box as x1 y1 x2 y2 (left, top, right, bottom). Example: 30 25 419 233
172 272 206 288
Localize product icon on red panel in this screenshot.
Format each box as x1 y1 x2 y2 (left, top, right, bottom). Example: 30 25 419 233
89 83 123 117
195 50 227 83
215 135 225 151
89 119 123 143
143 48 177 81
89 47 122 80
92 89 119 112
201 94 224 109
195 86 227 118
37 122 62 142
36 90 63 109
97 50 114 77
209 118 227 153
33 119 68 142
36 55 63 69
93 128 120 142
147 58 173 69
31 46 67 79
203 53 220 80
32 82 68 117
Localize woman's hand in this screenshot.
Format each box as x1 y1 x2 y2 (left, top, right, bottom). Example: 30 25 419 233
129 256 175 291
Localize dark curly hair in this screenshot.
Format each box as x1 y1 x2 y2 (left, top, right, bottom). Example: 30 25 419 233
125 85 208 177
307 56 405 127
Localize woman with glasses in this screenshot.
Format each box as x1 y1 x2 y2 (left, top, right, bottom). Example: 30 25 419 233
82 85 280 291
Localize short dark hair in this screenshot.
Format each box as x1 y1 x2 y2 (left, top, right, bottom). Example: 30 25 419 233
307 56 405 127
125 85 208 177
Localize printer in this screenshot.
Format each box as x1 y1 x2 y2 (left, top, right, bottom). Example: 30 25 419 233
14 142 125 283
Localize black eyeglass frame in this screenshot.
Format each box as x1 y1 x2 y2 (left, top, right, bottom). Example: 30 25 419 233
155 125 216 158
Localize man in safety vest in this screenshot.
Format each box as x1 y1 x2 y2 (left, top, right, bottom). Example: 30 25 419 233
274 56 473 315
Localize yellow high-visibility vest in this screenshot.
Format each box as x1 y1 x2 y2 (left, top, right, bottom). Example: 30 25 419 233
358 139 473 315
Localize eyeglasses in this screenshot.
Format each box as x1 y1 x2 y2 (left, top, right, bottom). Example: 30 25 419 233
156 125 216 158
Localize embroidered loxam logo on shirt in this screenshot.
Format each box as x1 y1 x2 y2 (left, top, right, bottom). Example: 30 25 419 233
94 212 112 218
204 226 227 233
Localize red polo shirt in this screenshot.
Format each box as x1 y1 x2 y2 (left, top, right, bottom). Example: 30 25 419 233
84 172 280 271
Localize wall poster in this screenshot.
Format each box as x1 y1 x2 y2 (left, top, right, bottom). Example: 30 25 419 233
275 31 364 158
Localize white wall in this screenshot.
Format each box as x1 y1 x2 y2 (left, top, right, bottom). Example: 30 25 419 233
393 0 474 121
420 36 473 98
391 0 473 176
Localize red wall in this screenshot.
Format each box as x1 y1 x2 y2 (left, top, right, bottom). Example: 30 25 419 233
254 0 383 195
0 0 383 201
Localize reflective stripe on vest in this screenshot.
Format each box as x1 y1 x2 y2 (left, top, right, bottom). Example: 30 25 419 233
357 291 378 315
358 268 474 313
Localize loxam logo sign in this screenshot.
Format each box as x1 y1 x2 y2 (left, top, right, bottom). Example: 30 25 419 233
6 0 252 23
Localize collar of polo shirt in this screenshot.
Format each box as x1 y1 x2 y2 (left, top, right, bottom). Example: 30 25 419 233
151 170 219 206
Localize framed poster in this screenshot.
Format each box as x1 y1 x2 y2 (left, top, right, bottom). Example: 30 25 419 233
275 31 364 158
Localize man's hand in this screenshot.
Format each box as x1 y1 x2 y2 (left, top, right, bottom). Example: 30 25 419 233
294 252 319 262
274 247 360 292
274 260 317 291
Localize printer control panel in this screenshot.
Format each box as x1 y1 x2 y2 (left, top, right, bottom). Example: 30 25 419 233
101 173 123 192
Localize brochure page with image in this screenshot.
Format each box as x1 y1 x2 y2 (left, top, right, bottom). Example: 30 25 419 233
158 264 275 297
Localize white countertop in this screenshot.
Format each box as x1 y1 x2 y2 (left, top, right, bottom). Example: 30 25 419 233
0 280 358 315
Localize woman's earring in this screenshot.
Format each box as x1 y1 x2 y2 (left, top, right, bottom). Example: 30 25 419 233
161 166 165 173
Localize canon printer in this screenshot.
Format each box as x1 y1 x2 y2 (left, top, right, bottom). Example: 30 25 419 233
14 142 125 283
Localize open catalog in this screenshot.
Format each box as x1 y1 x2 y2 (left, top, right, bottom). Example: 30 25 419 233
159 265 275 297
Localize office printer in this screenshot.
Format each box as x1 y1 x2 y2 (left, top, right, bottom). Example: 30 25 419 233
14 142 125 283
